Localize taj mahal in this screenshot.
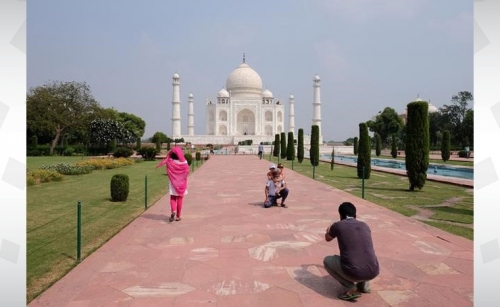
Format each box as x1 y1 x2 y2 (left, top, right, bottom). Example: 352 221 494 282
170 55 323 146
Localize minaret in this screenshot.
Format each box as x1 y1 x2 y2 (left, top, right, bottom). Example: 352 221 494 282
171 73 181 138
312 74 323 144
288 94 295 135
188 93 194 136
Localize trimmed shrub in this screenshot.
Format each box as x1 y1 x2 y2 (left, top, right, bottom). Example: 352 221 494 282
40 163 93 175
137 146 158 161
441 130 451 162
357 123 371 179
136 138 141 150
280 132 287 159
110 174 129 202
63 146 75 156
297 129 304 163
113 147 133 158
195 151 201 161
184 153 193 166
27 169 64 186
286 132 295 160
391 134 397 158
310 125 319 167
405 101 429 191
353 137 358 155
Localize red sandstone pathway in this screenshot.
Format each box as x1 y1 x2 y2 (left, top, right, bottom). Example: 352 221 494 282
29 155 473 307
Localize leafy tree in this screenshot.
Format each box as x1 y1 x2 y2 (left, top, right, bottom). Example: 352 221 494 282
353 137 358 155
375 133 381 157
297 129 304 163
118 112 146 141
357 123 371 179
462 109 473 148
343 137 354 146
89 118 135 148
287 132 295 160
366 107 404 147
151 132 168 145
440 91 473 146
27 81 100 155
280 132 287 159
310 125 319 167
273 134 280 157
441 130 451 162
405 101 429 191
391 134 397 158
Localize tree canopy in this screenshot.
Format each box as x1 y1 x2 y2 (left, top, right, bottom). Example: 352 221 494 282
366 107 403 148
27 81 100 154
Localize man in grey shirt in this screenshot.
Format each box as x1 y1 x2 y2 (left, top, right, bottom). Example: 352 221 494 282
324 202 379 301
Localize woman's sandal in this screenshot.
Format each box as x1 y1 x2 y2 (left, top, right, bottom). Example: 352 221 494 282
175 217 181 221
169 212 175 222
337 291 361 301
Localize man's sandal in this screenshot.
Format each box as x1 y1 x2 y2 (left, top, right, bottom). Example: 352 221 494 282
280 203 288 208
337 291 361 301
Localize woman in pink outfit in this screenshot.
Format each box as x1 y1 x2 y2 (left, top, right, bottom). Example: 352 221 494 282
156 147 189 222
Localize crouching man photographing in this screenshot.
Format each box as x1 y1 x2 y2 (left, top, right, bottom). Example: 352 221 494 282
324 202 379 301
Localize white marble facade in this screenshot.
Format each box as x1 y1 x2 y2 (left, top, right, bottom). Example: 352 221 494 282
172 56 317 145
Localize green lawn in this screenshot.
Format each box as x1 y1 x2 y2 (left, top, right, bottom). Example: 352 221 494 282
268 157 473 240
26 156 204 303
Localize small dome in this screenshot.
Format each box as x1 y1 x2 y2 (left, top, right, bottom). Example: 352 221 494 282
262 89 273 98
188 93 193 98
428 103 438 113
173 73 180 78
289 94 294 99
218 88 229 98
314 75 321 81
414 97 424 102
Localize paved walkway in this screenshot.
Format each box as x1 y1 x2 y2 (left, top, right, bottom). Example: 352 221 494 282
29 155 473 307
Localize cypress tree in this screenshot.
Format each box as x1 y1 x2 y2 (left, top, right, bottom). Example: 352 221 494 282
375 133 381 157
357 123 371 179
273 134 280 157
280 132 287 159
297 129 304 163
353 137 358 155
391 134 397 158
310 125 319 167
136 137 141 150
287 132 295 160
405 101 429 191
441 130 451 162
330 145 335 170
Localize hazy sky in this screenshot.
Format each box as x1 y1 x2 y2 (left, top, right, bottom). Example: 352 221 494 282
27 0 473 142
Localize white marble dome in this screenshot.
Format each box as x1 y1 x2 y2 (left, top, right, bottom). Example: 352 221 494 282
218 88 229 98
173 73 180 79
188 93 193 98
428 102 438 113
226 63 263 96
262 89 273 98
290 94 294 99
314 75 321 81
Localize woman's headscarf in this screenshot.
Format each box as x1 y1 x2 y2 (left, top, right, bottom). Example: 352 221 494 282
165 147 189 195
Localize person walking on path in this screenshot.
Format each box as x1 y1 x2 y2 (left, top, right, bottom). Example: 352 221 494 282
156 147 190 222
258 142 264 159
323 202 379 301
